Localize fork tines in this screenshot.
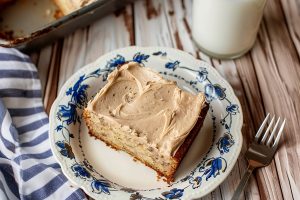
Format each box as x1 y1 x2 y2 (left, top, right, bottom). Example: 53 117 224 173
254 113 286 149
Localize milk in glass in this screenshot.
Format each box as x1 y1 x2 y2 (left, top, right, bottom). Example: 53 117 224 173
192 0 266 59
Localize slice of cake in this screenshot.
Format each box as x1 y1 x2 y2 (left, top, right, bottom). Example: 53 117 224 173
83 62 208 182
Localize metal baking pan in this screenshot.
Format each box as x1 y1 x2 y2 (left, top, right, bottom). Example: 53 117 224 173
0 0 134 51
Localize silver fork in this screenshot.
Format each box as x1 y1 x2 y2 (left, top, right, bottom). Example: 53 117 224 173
231 113 286 200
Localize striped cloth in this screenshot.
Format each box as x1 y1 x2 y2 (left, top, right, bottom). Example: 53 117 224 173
0 47 86 200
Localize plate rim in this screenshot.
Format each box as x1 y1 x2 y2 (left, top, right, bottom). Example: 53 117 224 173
49 46 243 200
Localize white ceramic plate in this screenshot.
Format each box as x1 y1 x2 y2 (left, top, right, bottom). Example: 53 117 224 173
49 46 243 200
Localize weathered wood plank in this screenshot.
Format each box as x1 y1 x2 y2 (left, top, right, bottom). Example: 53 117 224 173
58 29 88 91
43 41 62 114
35 45 53 97
84 5 134 64
211 58 262 200
163 0 197 55
280 0 300 57
249 0 300 198
233 54 266 200
134 0 173 47
58 5 134 91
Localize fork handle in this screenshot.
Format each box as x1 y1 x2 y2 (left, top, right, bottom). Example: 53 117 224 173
231 166 255 200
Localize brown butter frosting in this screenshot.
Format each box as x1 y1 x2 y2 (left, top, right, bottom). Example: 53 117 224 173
87 62 206 156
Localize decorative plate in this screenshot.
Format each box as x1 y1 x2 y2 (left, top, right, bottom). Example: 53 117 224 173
49 46 243 200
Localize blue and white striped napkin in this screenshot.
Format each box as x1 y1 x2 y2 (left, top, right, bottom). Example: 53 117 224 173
0 47 86 200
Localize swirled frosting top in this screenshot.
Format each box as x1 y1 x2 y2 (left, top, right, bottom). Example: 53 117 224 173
87 62 206 156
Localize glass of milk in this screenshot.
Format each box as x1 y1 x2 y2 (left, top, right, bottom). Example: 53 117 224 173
192 0 266 59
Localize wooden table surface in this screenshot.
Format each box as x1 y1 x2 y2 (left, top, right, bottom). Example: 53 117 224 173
29 0 300 199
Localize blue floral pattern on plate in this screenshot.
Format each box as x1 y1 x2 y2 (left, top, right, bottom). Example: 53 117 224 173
49 47 243 200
